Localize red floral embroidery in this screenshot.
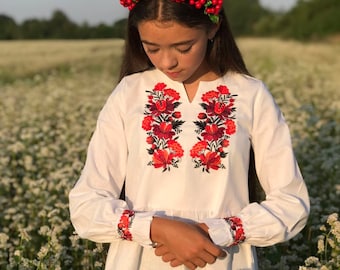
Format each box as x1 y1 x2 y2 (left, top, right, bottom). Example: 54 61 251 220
224 216 246 246
118 210 135 241
143 83 184 171
190 85 237 172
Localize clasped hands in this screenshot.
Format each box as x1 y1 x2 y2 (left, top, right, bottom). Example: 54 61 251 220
150 217 226 269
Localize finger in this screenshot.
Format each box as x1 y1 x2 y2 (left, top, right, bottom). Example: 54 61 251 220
161 253 176 263
183 261 197 270
154 244 169 256
205 244 226 258
198 251 217 264
192 258 207 268
169 259 183 267
219 249 227 258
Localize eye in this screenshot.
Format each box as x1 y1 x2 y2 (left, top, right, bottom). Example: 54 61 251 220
145 47 159 54
176 46 192 54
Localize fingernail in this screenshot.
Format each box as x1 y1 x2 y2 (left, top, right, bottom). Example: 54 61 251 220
220 252 227 258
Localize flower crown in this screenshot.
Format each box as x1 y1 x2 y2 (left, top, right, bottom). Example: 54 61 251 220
119 0 222 23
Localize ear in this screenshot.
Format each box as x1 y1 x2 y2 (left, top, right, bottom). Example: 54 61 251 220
208 21 221 40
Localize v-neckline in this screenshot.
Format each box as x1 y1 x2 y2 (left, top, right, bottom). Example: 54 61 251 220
182 83 198 103
156 69 223 104
178 77 224 104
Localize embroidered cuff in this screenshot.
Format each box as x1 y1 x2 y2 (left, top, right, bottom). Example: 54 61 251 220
204 218 233 247
224 216 246 246
118 210 135 241
130 211 155 247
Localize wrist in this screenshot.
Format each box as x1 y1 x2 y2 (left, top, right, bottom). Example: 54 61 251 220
150 216 164 243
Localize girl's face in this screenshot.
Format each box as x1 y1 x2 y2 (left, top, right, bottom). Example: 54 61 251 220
138 20 217 84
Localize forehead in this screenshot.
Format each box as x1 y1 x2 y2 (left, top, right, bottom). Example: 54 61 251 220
138 20 205 44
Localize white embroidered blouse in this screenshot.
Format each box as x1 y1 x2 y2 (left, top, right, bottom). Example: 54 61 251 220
69 69 310 270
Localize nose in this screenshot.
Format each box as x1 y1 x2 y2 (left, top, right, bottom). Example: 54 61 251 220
159 50 178 70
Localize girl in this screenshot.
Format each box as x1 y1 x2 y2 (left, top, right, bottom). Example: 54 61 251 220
69 0 310 269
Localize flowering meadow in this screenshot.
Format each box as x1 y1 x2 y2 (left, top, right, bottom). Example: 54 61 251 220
0 38 339 269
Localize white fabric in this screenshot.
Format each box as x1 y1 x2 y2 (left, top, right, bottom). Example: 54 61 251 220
69 69 310 269
204 218 233 247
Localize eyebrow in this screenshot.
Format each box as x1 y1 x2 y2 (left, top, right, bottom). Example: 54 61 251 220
141 39 194 46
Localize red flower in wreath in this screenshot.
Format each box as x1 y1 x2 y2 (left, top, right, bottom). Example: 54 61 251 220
120 0 223 24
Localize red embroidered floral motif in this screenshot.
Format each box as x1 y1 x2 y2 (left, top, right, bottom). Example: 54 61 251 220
225 216 246 246
118 210 135 241
142 83 184 171
190 85 237 172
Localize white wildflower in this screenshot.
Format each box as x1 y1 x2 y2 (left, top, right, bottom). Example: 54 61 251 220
327 238 336 249
47 209 60 218
14 250 21 257
39 146 50 157
23 155 33 169
19 228 31 241
0 156 10 166
6 208 17 215
38 209 47 218
7 141 25 153
320 225 327 232
327 213 338 225
94 261 103 267
304 256 321 267
331 220 340 242
318 236 325 253
0 233 9 247
69 233 80 246
38 226 51 236
37 246 49 260
335 184 340 195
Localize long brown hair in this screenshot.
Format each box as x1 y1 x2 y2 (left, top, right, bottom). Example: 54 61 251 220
118 0 250 81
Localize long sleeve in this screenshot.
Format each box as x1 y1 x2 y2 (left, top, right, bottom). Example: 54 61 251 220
68 80 154 246
206 82 310 247
242 82 309 246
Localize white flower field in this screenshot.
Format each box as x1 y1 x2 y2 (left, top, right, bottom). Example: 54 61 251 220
0 38 339 269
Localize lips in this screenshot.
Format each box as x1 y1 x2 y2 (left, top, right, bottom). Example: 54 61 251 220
166 71 181 78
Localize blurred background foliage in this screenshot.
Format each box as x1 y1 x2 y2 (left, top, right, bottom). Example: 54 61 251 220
0 0 340 41
0 0 339 269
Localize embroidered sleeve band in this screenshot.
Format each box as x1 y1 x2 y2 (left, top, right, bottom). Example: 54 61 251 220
224 216 245 246
118 210 135 241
